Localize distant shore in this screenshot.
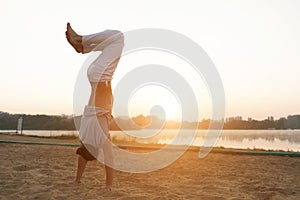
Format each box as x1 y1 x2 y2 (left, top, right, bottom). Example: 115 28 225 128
1 110 300 130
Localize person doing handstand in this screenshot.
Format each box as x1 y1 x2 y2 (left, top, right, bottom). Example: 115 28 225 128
65 23 124 192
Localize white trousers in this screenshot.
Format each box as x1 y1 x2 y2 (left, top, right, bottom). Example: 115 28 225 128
82 30 124 82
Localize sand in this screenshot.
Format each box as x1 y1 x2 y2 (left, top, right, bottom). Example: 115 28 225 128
0 134 300 200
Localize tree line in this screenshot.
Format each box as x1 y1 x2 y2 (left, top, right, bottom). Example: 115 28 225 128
0 111 299 130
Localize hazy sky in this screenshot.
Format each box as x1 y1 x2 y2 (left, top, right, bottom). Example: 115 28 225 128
0 0 299 120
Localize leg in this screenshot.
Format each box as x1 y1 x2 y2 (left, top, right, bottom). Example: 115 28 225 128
74 155 88 184
65 22 123 55
82 29 123 54
87 39 124 82
97 115 114 191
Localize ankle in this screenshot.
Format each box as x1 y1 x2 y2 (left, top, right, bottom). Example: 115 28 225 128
79 35 83 42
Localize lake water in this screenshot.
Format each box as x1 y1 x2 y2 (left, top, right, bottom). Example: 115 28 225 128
1 129 300 152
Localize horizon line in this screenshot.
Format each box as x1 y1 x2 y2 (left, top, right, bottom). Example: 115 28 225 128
1 110 299 122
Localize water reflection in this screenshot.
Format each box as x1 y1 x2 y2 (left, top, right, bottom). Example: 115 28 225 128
215 130 300 151
111 129 300 152
219 130 300 143
3 129 300 152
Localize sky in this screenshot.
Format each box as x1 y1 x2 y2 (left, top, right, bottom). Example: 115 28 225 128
0 0 299 121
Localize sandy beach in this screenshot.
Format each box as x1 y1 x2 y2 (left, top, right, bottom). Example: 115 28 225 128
0 134 300 200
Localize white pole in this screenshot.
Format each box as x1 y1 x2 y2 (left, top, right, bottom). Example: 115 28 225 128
17 117 23 135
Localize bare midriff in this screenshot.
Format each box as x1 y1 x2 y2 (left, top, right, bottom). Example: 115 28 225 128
88 81 112 112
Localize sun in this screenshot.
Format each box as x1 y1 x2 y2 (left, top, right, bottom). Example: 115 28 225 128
127 85 182 121
160 97 181 121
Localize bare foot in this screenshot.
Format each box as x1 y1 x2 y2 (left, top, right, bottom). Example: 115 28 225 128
100 186 112 193
70 180 81 185
65 23 83 53
66 23 81 42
